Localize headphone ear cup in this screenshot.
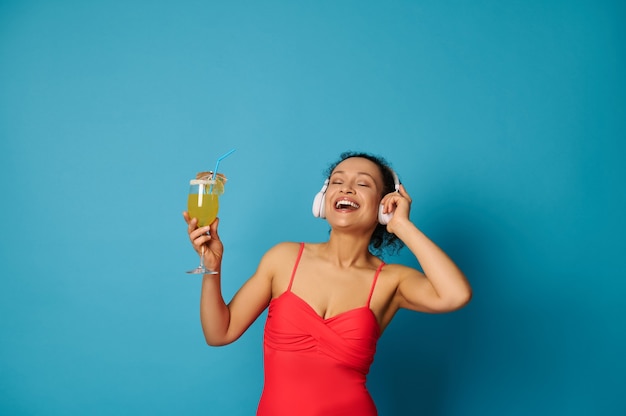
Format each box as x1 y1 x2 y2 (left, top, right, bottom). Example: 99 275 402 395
378 204 393 225
312 179 329 219
379 169 400 225
312 192 326 218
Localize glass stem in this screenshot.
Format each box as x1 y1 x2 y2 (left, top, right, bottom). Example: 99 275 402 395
199 245 205 270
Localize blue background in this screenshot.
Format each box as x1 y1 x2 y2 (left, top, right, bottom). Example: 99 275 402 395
1 1 625 415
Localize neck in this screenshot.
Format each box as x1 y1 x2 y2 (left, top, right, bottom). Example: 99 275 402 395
322 229 375 268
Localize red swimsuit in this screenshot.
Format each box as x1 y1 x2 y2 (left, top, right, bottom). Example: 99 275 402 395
258 243 384 416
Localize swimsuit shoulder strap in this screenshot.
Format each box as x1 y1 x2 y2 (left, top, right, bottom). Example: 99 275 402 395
366 262 385 308
286 242 305 292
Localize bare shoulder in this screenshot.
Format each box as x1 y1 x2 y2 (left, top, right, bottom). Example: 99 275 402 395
375 262 426 300
379 262 424 283
256 242 302 296
368 262 423 302
260 241 302 265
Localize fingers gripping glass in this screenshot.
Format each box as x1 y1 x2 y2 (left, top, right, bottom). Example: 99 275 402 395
186 174 226 275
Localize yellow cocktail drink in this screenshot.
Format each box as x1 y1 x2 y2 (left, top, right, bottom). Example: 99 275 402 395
187 193 219 227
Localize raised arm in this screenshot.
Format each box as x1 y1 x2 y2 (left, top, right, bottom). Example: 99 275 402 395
380 185 472 313
184 213 274 346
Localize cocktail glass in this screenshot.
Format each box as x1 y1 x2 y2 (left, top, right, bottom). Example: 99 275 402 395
186 172 226 274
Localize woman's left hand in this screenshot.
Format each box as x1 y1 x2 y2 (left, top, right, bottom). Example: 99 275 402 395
380 184 412 233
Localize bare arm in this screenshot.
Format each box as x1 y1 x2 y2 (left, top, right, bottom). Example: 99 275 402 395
380 185 472 313
184 213 275 346
199 253 274 346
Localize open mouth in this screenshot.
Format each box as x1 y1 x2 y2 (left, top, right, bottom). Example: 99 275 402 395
335 199 360 210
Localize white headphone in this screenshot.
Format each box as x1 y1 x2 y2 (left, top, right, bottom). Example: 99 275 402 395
312 169 400 225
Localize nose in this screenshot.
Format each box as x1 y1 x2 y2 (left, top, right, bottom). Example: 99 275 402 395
340 182 355 194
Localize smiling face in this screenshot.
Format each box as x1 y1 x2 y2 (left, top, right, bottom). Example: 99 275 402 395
325 157 385 226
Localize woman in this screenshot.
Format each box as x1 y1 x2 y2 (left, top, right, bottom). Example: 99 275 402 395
183 151 472 415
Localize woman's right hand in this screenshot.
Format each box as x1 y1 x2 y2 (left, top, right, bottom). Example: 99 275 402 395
183 212 224 273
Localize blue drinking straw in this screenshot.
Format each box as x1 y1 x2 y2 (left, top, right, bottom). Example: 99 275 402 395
209 148 236 192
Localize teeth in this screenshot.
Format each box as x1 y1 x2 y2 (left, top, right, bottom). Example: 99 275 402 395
335 200 360 209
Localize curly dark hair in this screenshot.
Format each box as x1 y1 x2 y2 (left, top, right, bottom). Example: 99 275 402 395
324 151 405 258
